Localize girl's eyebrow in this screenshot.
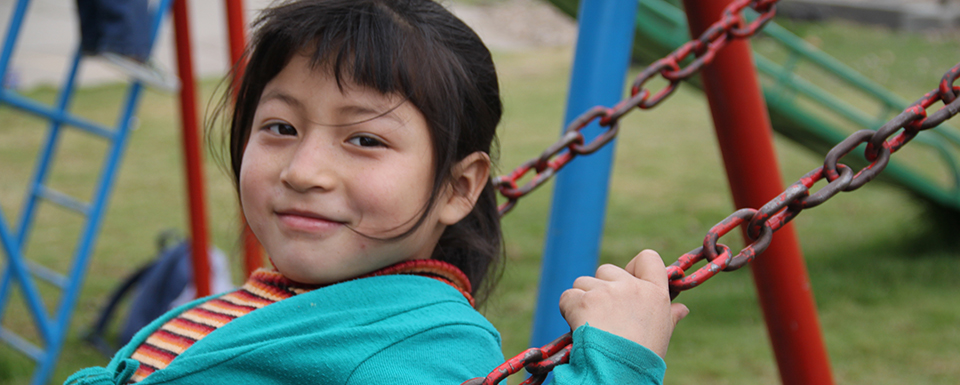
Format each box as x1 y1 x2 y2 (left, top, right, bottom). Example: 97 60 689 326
318 97 409 127
260 90 304 110
260 90 407 127
336 104 405 126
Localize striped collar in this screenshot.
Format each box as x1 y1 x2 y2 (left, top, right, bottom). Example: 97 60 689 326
249 259 475 306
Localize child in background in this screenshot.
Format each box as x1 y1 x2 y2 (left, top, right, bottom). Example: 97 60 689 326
66 1 688 384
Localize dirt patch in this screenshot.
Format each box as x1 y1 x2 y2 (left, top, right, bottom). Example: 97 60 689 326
448 0 577 51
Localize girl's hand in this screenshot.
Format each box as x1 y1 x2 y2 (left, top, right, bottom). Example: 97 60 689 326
559 249 689 359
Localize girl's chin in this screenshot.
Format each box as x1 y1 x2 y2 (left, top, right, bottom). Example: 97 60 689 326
272 259 359 285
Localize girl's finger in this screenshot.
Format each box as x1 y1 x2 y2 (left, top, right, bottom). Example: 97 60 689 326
571 275 604 290
559 287 584 304
625 249 669 288
558 288 585 318
593 263 631 282
671 303 690 326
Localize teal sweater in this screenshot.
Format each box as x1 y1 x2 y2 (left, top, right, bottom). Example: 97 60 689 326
66 275 665 384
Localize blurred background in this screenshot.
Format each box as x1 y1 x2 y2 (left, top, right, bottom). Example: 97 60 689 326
1 0 958 384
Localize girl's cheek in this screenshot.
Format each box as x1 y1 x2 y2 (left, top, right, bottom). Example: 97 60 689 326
238 149 264 209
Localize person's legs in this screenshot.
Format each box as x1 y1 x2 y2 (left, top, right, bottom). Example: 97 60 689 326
75 0 178 92
89 0 152 61
75 0 102 55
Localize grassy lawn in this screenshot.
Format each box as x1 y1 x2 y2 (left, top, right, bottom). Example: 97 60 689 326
1 17 959 385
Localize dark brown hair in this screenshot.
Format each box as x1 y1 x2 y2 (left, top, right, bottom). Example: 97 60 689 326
215 0 503 306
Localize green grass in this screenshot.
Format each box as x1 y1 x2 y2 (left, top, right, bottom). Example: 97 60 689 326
1 18 959 385
0 80 244 383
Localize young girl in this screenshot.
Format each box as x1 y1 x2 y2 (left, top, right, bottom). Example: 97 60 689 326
67 0 687 384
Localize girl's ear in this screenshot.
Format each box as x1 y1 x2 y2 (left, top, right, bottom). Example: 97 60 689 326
438 151 491 226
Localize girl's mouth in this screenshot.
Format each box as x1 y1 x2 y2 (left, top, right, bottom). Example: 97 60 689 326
275 210 345 233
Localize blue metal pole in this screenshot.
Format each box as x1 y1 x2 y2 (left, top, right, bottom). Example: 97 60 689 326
32 86 143 385
0 207 52 344
529 0 639 349
0 90 116 139
0 0 30 84
15 50 83 249
31 2 174 383
0 0 33 331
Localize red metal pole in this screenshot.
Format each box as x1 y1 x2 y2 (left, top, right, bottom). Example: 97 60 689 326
223 0 264 276
680 0 834 383
173 0 211 298
224 0 247 73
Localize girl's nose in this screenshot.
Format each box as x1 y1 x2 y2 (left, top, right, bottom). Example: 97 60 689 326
279 141 339 193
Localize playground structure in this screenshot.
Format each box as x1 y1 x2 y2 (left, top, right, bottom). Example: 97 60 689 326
546 0 960 211
0 1 250 384
0 1 176 384
0 0 957 384
480 0 958 383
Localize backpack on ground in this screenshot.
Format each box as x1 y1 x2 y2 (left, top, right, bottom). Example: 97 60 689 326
84 231 232 356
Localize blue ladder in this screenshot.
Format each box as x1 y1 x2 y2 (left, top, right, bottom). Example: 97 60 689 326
0 0 174 383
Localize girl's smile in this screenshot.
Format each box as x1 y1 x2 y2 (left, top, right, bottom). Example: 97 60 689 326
274 208 345 234
240 53 451 285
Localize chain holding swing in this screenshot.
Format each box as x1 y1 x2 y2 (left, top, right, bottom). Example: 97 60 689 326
471 0 960 381
494 0 778 216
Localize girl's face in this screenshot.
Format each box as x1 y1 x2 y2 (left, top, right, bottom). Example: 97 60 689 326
240 54 448 284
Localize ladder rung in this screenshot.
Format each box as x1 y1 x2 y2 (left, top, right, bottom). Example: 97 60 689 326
35 186 90 216
26 260 67 289
0 89 117 140
0 326 43 361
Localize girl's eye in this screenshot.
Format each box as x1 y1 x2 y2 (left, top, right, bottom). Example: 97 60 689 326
347 135 385 148
265 123 297 136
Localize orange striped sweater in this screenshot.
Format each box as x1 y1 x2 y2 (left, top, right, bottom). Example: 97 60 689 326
126 260 473 383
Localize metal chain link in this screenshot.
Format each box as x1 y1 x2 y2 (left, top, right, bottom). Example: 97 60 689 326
468 0 960 382
669 60 960 295
494 0 778 216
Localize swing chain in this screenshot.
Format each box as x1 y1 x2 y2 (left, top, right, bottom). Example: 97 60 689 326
477 58 960 385
477 0 780 381
667 61 960 295
494 0 778 216
479 0 959 380
461 333 573 385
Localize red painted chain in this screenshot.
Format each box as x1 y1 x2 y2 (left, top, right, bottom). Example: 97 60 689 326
494 0 778 216
468 0 960 382
664 62 959 297
461 333 572 385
